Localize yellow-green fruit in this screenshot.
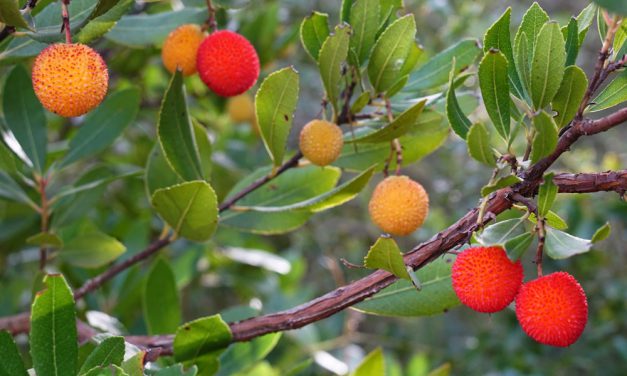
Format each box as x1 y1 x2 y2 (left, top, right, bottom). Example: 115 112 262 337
368 175 429 236
299 120 344 166
161 24 204 76
227 93 256 123
32 43 109 117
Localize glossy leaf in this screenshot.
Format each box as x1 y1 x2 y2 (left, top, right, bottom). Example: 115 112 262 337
299 12 330 61
121 353 144 376
255 67 300 167
466 123 494 167
446 62 472 139
0 331 28 376
0 171 37 208
2 65 47 172
60 230 126 269
346 99 426 143
217 333 282 376
31 274 78 376
355 255 460 316
514 2 549 66
552 65 587 128
592 0 627 16
589 70 627 112
351 348 384 376
318 25 351 115
349 0 380 65
476 218 526 246
174 315 232 367
478 50 510 140
563 17 579 66
531 111 558 164
537 173 558 217
145 145 183 198
527 210 568 231
504 233 534 261
23 0 97 43
529 22 566 110
364 237 410 280
76 0 133 44
79 336 125 374
591 222 611 243
515 32 531 96
481 175 522 197
27 232 63 249
0 0 29 28
144 258 181 335
576 4 597 45
155 365 198 376
545 228 592 259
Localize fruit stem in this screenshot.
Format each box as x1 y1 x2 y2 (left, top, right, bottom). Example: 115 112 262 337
535 218 546 277
61 0 72 43
205 0 217 33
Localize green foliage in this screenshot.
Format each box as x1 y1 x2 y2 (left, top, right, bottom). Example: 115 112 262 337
364 236 411 280
59 228 126 268
346 99 426 143
0 0 29 29
552 66 588 128
144 258 181 334
466 123 494 167
349 0 380 66
445 61 472 139
0 331 28 376
537 173 558 217
593 0 627 16
79 336 125 374
478 50 510 141
529 22 566 110
351 348 384 376
318 24 351 115
589 70 627 112
531 111 558 164
173 315 232 368
299 12 329 61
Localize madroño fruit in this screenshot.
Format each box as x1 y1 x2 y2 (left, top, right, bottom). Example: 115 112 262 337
32 43 108 117
368 175 429 236
515 271 588 347
196 30 260 97
161 24 204 76
452 246 523 313
299 120 344 166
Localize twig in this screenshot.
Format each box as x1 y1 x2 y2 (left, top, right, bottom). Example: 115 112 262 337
36 176 49 270
534 218 546 277
205 0 217 33
60 0 72 43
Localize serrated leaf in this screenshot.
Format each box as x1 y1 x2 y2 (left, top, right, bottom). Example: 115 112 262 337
76 0 133 44
591 222 611 243
478 50 510 140
255 67 299 167
563 17 580 66
79 336 125 374
354 255 460 316
592 0 627 16
158 71 204 181
31 274 78 376
466 123 494 167
364 237 410 280
174 315 232 364
144 258 181 335
351 348 384 376
368 14 415 93
538 173 558 217
527 210 568 230
589 70 627 112
60 230 126 269
299 12 330 61
545 228 592 259
530 22 566 110
151 181 218 242
27 232 63 249
552 66 587 128
446 61 472 139
346 99 426 143
514 2 549 67
0 331 28 376
481 175 522 197
476 218 526 246
2 65 46 172
504 233 534 261
406 39 481 92
349 0 380 66
0 0 29 28
531 111 558 164
318 25 351 115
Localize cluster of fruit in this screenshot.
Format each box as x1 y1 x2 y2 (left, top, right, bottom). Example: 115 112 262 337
452 246 588 347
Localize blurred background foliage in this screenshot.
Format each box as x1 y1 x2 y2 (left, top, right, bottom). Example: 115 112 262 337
0 0 625 375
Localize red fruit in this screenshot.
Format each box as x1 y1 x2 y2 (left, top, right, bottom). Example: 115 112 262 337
451 246 523 313
196 30 260 97
515 272 588 347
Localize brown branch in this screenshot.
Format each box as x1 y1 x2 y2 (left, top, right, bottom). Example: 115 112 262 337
60 0 72 44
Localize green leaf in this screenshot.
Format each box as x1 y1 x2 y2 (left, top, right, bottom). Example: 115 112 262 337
466 123 494 167
60 88 140 167
478 50 510 140
504 233 534 261
0 0 29 28
193 121 212 179
563 17 580 66
217 333 282 376
21 0 97 43
30 274 78 376
51 169 141 203
349 0 380 66
83 365 129 376
445 61 472 140
340 0 352 22
144 258 181 335
2 65 47 172
155 365 198 376
60 229 126 269
145 145 183 198
106 8 207 47
531 111 558 164
351 348 384 376
527 210 568 230
483 8 524 98
158 70 204 181
406 39 481 92
537 173 558 217
364 237 410 280
481 175 522 197
545 228 592 259
613 23 627 60
174 315 232 370
346 99 426 143
26 232 63 249
351 91 371 114
552 66 588 128
576 4 597 45
79 336 125 374
515 32 531 97
121 353 144 376
476 218 526 246
592 0 627 16
368 14 416 93
299 12 330 61
591 222 611 243
76 0 133 44
318 24 351 115
355 255 460 316
236 166 375 213
255 67 300 167
0 171 37 208
589 70 627 112
514 2 549 67
530 22 566 110
0 331 28 376
151 181 218 242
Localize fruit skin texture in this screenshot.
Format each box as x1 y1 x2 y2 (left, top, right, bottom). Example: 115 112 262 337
515 272 588 347
451 246 523 313
299 120 344 166
368 175 429 236
227 93 256 123
32 43 108 117
161 24 204 76
196 30 260 97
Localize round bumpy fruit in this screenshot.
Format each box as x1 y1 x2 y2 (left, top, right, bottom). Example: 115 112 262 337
32 43 108 117
196 30 260 97
227 93 256 124
452 246 523 313
368 176 429 236
299 120 344 166
161 24 204 76
515 272 588 347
